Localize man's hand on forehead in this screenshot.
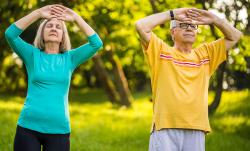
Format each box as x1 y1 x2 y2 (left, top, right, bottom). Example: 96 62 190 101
186 8 216 25
173 8 216 25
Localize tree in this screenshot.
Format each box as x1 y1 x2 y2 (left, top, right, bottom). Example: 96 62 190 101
0 0 249 109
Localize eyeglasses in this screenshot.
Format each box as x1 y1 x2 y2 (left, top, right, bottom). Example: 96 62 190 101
175 23 198 30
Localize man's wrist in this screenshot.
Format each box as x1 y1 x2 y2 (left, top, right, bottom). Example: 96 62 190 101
211 14 221 25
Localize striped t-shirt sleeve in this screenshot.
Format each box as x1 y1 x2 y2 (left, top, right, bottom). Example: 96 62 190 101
203 38 226 76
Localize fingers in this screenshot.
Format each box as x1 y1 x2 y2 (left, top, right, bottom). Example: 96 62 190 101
191 20 206 25
51 9 62 15
187 11 200 18
180 17 205 25
186 9 202 20
51 6 65 13
50 11 63 19
43 4 75 22
181 17 193 24
190 8 205 14
57 16 66 21
52 4 68 11
49 5 66 19
183 8 208 25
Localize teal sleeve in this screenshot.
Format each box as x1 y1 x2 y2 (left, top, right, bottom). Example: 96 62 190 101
5 23 35 66
69 33 103 70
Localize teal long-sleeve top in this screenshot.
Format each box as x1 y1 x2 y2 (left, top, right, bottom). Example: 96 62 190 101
5 23 103 134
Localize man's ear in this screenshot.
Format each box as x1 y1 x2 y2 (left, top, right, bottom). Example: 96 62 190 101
171 29 175 41
170 28 175 34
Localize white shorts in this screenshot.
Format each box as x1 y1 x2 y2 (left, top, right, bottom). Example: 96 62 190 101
149 129 205 151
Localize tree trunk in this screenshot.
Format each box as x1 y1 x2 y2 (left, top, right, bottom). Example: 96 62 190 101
198 0 226 115
149 0 158 13
246 16 250 35
92 54 120 104
149 0 165 28
208 62 226 114
106 50 133 107
242 0 250 34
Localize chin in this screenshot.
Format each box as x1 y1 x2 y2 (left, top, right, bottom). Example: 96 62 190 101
183 38 196 43
187 40 195 43
45 38 61 43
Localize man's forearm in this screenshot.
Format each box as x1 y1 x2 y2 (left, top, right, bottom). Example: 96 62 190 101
136 11 171 33
135 11 171 44
212 15 242 41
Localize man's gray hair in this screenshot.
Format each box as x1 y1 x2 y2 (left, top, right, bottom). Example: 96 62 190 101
170 20 177 29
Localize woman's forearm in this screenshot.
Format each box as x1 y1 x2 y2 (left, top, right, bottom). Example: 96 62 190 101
15 10 41 30
74 14 96 36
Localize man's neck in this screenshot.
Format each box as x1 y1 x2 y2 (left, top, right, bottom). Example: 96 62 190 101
174 42 193 54
45 42 60 54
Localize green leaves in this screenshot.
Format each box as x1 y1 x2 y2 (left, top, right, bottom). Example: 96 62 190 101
1 0 250 91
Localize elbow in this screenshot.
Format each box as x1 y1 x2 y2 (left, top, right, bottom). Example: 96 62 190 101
235 30 243 41
226 30 243 43
135 20 144 33
89 34 103 50
234 29 243 41
5 27 12 40
95 40 103 50
98 41 103 49
135 20 151 34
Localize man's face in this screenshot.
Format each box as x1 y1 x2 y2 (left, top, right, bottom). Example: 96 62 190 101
171 21 198 44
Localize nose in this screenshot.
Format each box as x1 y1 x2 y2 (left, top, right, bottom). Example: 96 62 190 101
186 25 193 31
50 27 57 32
51 26 57 30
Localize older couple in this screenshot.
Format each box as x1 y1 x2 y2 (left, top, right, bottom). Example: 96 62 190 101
5 4 241 151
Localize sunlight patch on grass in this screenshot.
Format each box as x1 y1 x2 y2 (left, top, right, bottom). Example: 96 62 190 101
0 90 250 151
0 100 23 111
212 115 250 133
69 99 152 133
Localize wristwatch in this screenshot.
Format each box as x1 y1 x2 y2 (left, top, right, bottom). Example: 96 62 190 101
170 10 174 20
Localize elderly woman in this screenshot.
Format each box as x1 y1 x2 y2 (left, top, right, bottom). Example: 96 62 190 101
5 4 103 151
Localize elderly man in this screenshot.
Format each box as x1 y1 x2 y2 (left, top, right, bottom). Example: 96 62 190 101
135 8 242 151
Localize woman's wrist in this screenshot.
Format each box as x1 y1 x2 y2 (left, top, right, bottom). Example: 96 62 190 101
32 9 42 19
74 13 82 23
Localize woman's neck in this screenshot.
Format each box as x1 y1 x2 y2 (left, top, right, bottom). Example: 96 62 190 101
44 42 60 54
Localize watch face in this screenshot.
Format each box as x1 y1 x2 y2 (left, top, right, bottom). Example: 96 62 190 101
170 10 174 20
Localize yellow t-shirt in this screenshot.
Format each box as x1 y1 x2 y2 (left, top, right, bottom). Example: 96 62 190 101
143 33 226 133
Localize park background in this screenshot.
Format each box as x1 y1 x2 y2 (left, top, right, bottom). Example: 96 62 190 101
0 0 250 150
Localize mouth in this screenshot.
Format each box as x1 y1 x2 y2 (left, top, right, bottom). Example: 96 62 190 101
183 34 194 37
49 33 57 37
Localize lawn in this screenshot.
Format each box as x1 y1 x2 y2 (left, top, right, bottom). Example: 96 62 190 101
0 89 249 151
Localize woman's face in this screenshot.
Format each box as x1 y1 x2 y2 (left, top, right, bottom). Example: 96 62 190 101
43 18 64 44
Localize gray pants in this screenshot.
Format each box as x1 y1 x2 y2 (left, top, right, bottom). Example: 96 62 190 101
149 129 205 151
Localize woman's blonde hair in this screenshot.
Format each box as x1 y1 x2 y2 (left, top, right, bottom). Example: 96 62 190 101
34 19 71 53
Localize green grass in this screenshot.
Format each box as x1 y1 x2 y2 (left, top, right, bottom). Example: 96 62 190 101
0 89 249 151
